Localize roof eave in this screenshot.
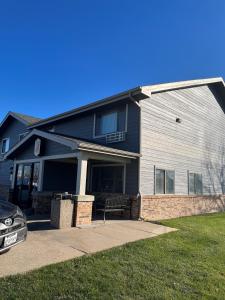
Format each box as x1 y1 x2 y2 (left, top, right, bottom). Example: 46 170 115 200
142 77 225 94
5 129 141 160
77 143 141 159
4 129 77 160
28 87 150 129
0 112 29 130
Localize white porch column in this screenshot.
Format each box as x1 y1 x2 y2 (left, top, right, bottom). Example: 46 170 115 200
76 156 88 195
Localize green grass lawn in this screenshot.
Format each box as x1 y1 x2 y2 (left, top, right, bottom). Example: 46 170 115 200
1 213 225 300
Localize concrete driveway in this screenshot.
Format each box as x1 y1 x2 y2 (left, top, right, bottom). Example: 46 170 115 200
0 218 176 278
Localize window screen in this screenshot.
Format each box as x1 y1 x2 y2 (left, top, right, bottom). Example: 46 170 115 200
155 169 165 194
155 168 175 194
188 172 203 194
166 170 175 194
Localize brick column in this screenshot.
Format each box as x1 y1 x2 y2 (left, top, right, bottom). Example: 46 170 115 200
73 195 94 227
130 195 140 220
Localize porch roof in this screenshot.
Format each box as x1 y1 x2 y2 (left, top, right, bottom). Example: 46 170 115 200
5 129 141 160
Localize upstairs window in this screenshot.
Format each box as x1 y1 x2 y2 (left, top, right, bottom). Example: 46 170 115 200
155 168 175 194
188 172 203 194
19 132 28 141
45 126 55 133
1 138 10 154
95 112 118 136
94 105 127 138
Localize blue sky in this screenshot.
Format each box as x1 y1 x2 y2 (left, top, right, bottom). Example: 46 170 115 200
0 0 225 120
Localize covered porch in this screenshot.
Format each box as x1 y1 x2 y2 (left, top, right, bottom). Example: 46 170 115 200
6 129 140 227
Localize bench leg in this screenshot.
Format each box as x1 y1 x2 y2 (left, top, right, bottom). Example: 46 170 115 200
104 210 106 224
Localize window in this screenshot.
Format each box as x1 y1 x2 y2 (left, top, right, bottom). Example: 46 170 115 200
45 126 55 132
19 132 28 141
94 105 127 137
188 172 203 194
1 138 10 154
32 162 40 191
95 112 118 136
155 168 175 194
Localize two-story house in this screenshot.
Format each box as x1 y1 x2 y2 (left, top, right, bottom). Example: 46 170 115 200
2 77 225 225
0 112 41 201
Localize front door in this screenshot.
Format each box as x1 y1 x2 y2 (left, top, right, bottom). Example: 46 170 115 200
14 163 40 209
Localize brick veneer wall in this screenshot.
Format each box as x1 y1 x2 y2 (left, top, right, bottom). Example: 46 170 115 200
130 196 140 219
141 195 225 220
0 184 10 201
74 197 94 226
93 192 140 220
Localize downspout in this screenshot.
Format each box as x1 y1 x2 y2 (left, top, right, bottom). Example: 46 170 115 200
129 93 142 220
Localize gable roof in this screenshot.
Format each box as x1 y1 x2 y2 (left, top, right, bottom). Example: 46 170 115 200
0 111 42 133
28 86 151 129
11 112 42 125
142 77 225 94
5 129 140 160
28 77 225 129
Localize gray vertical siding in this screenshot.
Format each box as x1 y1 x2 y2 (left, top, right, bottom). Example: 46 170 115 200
140 85 225 195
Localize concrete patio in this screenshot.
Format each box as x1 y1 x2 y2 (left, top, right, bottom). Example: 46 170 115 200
0 218 177 278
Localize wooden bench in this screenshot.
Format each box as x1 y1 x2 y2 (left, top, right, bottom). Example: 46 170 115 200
96 195 131 222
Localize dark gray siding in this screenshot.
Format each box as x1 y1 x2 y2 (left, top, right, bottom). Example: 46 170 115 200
0 118 28 190
43 139 72 156
41 101 140 153
0 160 13 186
140 85 225 195
51 114 93 140
41 101 140 195
125 160 139 195
93 102 140 153
0 119 27 160
13 137 73 161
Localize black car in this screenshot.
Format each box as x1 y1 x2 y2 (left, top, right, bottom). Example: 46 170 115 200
0 200 27 254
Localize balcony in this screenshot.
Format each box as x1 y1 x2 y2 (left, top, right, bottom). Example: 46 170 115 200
106 131 126 144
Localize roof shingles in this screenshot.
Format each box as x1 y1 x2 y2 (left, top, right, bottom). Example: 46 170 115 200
11 112 42 125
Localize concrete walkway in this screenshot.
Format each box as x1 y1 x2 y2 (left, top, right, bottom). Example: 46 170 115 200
0 219 176 278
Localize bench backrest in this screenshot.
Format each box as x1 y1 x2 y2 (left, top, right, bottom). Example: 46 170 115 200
105 196 130 209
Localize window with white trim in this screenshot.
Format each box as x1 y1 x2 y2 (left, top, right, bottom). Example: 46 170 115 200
1 138 10 154
94 105 127 137
19 132 28 141
155 168 175 194
95 112 118 136
188 172 203 194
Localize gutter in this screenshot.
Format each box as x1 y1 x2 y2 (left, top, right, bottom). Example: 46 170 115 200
28 87 150 129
